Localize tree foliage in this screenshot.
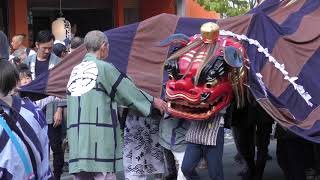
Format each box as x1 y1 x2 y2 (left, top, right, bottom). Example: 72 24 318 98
195 0 262 17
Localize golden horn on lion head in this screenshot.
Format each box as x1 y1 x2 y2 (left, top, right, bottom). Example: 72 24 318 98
200 22 220 43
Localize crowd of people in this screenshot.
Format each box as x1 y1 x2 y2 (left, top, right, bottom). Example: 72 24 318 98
0 28 319 180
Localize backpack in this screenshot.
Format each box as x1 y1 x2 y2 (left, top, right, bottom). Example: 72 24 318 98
26 48 31 56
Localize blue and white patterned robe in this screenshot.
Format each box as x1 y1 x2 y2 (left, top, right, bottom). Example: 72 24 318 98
0 96 52 179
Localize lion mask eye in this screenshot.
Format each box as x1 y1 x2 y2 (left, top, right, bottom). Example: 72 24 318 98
198 56 226 85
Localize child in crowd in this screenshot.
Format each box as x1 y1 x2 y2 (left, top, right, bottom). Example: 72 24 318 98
16 63 32 86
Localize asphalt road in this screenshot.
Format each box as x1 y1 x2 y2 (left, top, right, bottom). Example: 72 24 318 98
61 139 285 180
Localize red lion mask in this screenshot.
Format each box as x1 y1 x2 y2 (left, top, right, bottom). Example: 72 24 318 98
162 22 246 120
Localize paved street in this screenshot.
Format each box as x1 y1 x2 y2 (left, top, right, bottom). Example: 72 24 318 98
59 135 285 180
219 140 284 180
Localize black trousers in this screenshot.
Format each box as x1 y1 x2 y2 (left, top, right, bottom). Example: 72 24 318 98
163 148 177 179
48 124 64 179
313 144 320 171
276 137 314 180
238 107 273 180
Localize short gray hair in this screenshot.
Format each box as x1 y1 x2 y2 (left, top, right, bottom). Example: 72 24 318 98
84 30 108 52
13 48 27 58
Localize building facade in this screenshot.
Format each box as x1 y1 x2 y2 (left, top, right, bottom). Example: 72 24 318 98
5 0 218 46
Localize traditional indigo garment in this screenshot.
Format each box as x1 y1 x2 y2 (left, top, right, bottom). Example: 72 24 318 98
123 113 165 178
0 96 52 179
67 53 154 174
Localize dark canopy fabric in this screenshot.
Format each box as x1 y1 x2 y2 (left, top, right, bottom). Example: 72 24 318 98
21 0 320 142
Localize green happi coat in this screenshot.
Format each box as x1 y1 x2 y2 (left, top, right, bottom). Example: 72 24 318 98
67 53 154 173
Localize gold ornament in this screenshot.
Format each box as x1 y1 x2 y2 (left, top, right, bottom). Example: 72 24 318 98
200 22 220 43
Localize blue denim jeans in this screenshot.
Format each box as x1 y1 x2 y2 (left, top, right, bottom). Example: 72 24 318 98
181 127 224 180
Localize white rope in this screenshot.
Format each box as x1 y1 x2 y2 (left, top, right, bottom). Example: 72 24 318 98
219 30 313 107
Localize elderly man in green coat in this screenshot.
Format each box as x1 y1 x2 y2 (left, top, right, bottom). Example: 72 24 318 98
66 30 167 180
